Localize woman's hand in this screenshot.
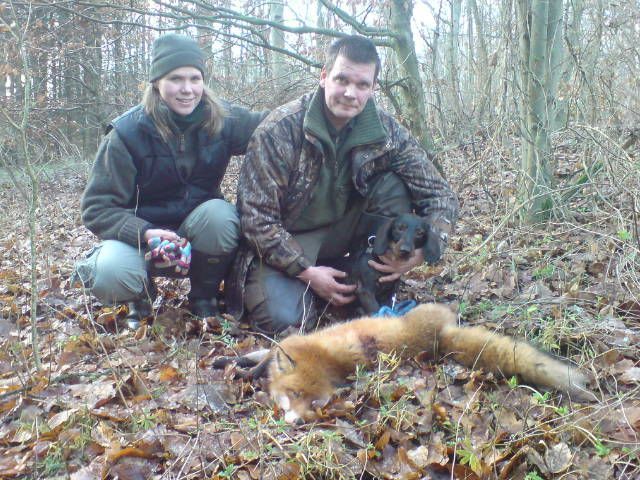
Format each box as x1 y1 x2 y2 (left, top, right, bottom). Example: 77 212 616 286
144 228 180 243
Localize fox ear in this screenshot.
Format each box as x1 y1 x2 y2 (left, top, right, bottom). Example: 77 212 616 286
274 347 296 374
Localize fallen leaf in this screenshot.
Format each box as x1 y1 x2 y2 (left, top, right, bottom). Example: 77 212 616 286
625 406 640 432
107 446 155 462
158 365 181 382
105 456 158 480
374 429 391 451
620 367 640 384
544 442 573 473
494 408 524 435
617 300 640 321
276 462 301 480
173 383 237 412
335 418 366 448
406 445 429 468
70 460 102 480
526 446 549 474
47 408 78 430
69 381 116 409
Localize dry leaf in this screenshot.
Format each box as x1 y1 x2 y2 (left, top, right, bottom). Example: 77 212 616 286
47 408 78 430
620 367 640 384
544 442 573 473
158 365 181 382
626 406 640 432
276 462 301 480
106 456 157 480
69 381 116 409
406 445 429 468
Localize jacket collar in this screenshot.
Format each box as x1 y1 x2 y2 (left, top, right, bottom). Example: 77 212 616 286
303 87 387 148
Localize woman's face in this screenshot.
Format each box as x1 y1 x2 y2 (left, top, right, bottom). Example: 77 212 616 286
156 66 204 116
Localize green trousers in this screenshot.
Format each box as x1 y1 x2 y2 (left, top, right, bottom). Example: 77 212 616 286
74 199 239 304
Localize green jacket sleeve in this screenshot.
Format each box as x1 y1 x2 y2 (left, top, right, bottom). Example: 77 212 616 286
80 130 152 247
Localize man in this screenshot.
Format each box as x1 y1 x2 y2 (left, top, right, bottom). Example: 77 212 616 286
227 35 458 334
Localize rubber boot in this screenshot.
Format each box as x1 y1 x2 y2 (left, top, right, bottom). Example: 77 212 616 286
125 278 157 329
188 249 236 318
125 300 151 330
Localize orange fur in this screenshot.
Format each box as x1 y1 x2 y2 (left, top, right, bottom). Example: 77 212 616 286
268 304 592 423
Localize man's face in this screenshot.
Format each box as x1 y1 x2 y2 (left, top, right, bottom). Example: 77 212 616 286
320 54 377 130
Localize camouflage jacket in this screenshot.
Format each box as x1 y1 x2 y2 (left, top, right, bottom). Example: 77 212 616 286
226 92 458 319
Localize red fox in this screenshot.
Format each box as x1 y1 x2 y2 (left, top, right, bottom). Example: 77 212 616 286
263 303 592 424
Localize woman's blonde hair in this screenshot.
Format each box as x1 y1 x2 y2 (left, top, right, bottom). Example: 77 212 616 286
142 83 226 143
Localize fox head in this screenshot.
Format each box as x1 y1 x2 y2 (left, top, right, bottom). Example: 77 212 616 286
268 347 334 424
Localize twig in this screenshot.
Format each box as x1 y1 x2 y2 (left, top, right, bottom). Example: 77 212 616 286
630 194 640 251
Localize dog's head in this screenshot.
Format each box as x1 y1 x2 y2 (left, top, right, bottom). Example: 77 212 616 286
373 213 429 260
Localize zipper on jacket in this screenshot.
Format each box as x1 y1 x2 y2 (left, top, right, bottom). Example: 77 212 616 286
178 133 185 153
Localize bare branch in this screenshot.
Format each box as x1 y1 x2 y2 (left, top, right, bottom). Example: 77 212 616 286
317 0 397 40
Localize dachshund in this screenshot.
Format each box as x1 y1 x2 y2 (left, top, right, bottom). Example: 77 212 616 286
345 213 432 314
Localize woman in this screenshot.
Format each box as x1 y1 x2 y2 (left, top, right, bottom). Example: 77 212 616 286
75 34 266 327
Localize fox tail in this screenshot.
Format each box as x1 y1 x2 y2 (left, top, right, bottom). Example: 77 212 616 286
438 322 593 401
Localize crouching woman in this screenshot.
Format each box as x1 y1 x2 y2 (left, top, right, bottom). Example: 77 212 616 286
74 34 266 326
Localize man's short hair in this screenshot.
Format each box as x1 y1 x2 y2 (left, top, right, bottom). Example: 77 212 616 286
325 35 381 81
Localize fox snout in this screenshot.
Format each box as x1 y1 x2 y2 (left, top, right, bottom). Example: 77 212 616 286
272 391 331 424
274 394 307 424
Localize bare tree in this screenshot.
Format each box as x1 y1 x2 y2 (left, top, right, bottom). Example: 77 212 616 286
21 0 434 154
516 0 565 222
3 0 638 220
269 0 286 87
0 4 44 369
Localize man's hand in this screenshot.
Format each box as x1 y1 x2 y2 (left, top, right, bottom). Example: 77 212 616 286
368 248 425 283
297 266 357 306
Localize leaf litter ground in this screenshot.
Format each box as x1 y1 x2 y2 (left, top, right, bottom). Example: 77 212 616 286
0 136 639 479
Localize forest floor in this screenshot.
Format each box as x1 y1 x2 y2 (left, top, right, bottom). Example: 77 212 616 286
0 133 639 479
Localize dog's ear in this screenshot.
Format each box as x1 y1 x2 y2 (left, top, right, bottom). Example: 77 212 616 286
422 220 444 264
372 218 394 256
421 218 432 246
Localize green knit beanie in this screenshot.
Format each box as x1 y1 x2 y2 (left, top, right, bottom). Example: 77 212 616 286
149 34 205 82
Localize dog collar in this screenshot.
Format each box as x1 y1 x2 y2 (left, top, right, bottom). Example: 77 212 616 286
365 235 376 255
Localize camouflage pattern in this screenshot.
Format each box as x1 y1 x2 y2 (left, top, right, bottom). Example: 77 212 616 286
226 92 458 319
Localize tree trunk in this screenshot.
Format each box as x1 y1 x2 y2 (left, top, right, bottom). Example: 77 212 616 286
546 0 565 131
447 0 463 121
389 0 434 155
496 0 513 130
429 0 446 136
269 0 286 87
517 0 564 223
468 0 491 124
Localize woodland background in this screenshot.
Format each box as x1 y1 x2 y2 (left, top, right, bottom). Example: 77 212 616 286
0 0 639 478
